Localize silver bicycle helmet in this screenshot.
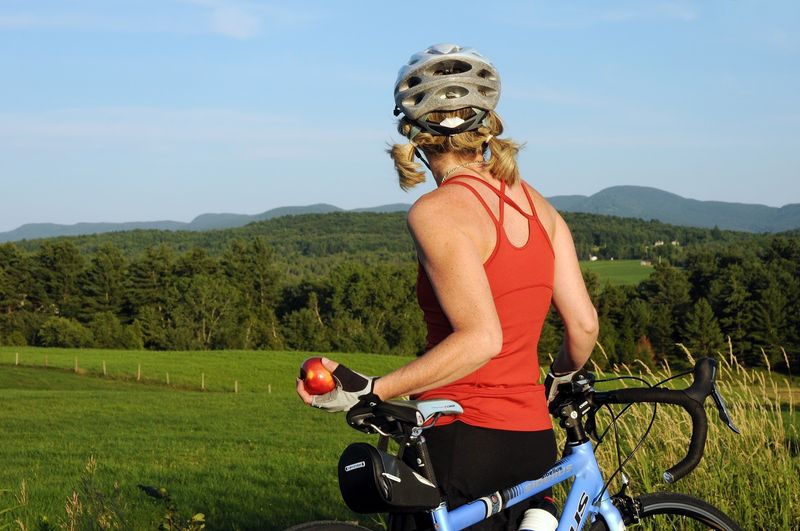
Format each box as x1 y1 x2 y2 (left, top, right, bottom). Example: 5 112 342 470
394 43 500 136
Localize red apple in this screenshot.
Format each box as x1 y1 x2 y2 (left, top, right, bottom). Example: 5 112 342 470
300 357 336 395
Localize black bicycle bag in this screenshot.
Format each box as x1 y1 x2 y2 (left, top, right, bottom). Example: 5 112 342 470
337 442 441 513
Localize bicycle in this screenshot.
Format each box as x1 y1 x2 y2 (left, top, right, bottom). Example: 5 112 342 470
286 357 742 530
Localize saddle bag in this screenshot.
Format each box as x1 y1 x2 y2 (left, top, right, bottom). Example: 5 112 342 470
337 442 441 513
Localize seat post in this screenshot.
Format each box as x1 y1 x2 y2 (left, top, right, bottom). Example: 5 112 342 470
404 429 438 486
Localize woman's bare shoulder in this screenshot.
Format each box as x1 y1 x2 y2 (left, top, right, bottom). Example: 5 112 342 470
407 185 481 234
522 181 560 237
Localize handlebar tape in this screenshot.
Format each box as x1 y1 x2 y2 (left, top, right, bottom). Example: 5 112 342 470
594 357 717 483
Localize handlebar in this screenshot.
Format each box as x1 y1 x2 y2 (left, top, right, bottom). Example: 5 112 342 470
345 357 738 485
584 357 737 483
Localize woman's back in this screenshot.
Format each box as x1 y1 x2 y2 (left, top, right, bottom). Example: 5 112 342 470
415 174 556 431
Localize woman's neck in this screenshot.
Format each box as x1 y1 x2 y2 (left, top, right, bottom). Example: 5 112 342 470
428 153 486 186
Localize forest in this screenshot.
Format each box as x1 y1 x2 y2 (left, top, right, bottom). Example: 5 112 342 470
0 211 797 373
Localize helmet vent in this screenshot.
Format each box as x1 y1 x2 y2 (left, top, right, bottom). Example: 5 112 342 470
431 60 472 76
405 76 421 89
403 93 425 107
477 86 498 98
437 86 468 100
477 69 496 80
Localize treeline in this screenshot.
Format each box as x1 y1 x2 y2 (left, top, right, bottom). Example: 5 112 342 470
1 212 798 372
0 238 423 355
547 236 800 373
11 212 769 271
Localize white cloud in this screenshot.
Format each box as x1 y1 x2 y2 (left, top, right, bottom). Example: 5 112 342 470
494 1 698 29
210 5 260 39
0 1 319 39
177 0 320 39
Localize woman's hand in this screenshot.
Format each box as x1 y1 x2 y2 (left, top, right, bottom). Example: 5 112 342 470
295 357 379 412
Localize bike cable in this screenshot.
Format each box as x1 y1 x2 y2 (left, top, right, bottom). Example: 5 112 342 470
592 369 693 501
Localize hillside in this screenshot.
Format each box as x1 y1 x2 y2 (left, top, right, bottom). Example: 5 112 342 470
549 185 800 233
3 186 798 243
9 210 768 262
0 203 380 243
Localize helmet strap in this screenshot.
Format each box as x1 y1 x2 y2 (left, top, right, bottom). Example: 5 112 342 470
405 124 432 171
414 148 432 172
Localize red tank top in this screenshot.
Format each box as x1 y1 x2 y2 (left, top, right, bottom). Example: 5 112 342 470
415 176 554 432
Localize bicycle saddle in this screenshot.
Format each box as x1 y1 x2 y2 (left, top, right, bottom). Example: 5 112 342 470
348 399 463 433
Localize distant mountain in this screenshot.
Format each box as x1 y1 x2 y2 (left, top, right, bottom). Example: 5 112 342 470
548 186 800 233
1 186 797 243
2 221 188 242
0 204 381 243
187 203 344 231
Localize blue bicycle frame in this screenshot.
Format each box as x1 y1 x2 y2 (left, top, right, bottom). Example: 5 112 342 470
427 441 624 531
342 359 733 531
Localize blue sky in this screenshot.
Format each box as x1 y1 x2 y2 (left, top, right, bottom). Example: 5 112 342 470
1 0 798 232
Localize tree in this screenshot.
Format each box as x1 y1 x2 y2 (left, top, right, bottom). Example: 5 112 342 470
0 244 36 315
281 292 331 352
638 262 692 364
80 244 128 319
680 298 724 356
685 251 719 302
33 241 86 318
221 238 284 349
708 264 751 361
89 312 143 349
127 246 178 312
749 279 790 367
38 316 93 348
182 274 239 349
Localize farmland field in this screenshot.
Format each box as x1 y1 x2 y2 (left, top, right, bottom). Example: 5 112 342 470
580 259 654 285
0 347 797 530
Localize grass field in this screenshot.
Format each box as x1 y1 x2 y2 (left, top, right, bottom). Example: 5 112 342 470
0 346 797 530
580 259 654 286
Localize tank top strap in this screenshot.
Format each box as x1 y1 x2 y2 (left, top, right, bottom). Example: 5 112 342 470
444 175 537 221
441 176 500 225
498 179 506 226
520 180 540 218
500 183 537 220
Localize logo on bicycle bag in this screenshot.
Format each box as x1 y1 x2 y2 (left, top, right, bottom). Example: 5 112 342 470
345 461 366 472
568 492 589 531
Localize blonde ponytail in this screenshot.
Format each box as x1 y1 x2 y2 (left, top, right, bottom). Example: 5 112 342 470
388 140 426 191
483 134 520 185
388 110 522 189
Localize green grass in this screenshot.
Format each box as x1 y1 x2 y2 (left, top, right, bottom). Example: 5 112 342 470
0 347 797 530
0 347 408 530
580 259 654 286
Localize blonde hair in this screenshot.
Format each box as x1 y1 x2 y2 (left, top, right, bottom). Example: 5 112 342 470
388 109 522 191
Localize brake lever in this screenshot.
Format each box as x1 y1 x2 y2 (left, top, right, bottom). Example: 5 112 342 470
711 384 741 434
585 408 601 443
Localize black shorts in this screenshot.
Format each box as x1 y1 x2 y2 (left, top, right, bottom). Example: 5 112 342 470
389 421 558 531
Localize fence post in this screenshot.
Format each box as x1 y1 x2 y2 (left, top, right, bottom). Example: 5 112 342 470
234 380 239 394
166 372 170 385
15 352 19 366
44 355 48 368
137 364 141 382
201 373 205 391
74 357 78 373
102 361 107 377
268 384 271 394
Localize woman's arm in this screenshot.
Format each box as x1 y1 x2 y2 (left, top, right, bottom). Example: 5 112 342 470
372 193 503 400
549 212 598 374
